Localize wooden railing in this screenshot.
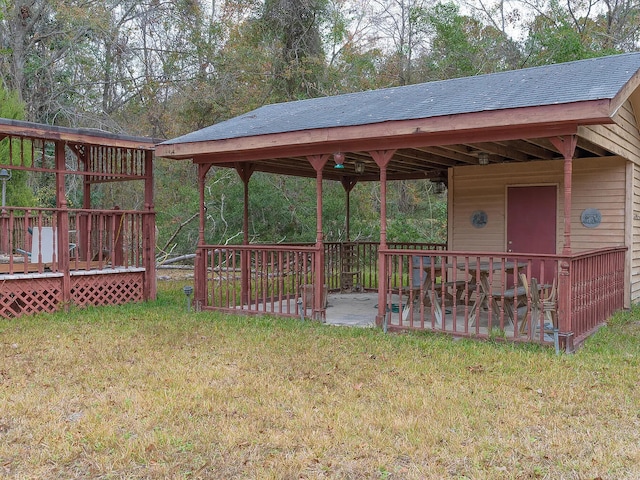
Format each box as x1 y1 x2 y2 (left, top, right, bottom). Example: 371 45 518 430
324 241 447 291
188 242 625 349
210 241 448 292
0 206 149 274
379 247 626 348
196 244 319 319
568 247 626 344
72 208 147 270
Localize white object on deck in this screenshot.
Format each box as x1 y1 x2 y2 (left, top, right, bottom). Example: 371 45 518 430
31 226 55 263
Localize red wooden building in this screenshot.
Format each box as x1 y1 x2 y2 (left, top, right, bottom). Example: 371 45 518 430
156 52 640 351
0 119 156 317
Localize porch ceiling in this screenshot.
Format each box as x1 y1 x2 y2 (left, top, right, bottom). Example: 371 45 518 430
198 131 613 183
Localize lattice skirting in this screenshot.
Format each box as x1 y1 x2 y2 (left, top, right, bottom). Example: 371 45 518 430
0 277 63 319
0 271 145 319
71 272 144 307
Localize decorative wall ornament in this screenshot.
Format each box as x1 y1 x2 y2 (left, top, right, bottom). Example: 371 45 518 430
581 208 602 228
471 210 488 228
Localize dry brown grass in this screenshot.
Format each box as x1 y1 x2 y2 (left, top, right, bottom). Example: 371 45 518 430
1 281 640 479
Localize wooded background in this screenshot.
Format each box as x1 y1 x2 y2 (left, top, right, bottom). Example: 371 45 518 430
0 0 637 259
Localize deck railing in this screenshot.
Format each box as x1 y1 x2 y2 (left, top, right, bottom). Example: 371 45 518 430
380 246 626 348
205 241 447 292
192 242 625 349
197 244 319 318
380 250 561 343
0 206 148 274
569 247 626 343
324 241 447 291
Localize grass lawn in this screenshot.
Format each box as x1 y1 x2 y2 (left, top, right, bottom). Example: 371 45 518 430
1 280 639 479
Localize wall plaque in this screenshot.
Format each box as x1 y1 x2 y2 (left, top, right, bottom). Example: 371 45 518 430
471 210 488 228
581 208 601 228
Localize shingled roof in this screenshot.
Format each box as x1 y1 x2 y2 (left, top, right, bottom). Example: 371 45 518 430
162 53 640 146
157 52 640 181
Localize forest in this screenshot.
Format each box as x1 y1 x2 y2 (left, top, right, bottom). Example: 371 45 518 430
0 0 638 258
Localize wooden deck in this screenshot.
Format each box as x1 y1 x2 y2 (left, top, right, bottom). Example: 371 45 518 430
191 243 625 351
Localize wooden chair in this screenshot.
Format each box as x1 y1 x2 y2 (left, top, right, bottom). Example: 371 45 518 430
519 273 538 335
519 275 557 338
540 278 558 330
340 242 361 292
491 272 527 328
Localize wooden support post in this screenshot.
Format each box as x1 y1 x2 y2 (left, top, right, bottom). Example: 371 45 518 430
143 150 156 300
112 206 124 267
235 163 255 306
194 163 212 310
80 147 91 261
308 154 330 321
370 150 396 327
55 141 71 309
550 135 577 352
0 210 9 254
341 177 358 242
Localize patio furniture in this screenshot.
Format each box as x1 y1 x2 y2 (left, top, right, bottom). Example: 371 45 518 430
408 256 467 304
402 256 468 326
400 256 443 325
15 226 55 263
407 255 431 302
519 275 558 338
463 261 525 327
340 242 361 292
519 273 537 335
540 278 558 327
497 273 528 327
15 226 78 264
530 277 558 339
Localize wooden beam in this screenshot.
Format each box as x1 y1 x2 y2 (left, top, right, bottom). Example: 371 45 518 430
495 139 557 160
413 145 478 165
525 138 565 157
466 142 530 162
394 148 458 168
575 137 612 157
550 135 577 255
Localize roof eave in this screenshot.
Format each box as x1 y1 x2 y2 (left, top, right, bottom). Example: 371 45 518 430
0 118 158 150
155 99 613 161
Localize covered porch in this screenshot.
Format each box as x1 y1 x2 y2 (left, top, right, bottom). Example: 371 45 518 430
0 119 157 318
156 53 640 351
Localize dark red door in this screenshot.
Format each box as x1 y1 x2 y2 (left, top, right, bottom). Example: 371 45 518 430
507 186 557 282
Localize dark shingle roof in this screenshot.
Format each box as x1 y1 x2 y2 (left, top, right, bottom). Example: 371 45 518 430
0 118 159 148
162 52 640 145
